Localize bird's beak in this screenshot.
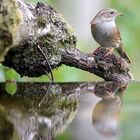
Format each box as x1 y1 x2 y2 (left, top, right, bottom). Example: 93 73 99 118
117 12 124 16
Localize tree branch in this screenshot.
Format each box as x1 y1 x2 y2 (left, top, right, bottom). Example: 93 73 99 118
61 47 131 82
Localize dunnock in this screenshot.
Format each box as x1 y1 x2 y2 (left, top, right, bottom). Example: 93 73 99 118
91 9 131 63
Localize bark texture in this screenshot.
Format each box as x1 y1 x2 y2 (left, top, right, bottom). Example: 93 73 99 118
1 0 131 82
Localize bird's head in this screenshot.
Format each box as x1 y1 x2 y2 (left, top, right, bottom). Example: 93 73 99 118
97 9 123 22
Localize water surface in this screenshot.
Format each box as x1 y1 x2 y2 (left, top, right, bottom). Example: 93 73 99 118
0 81 139 140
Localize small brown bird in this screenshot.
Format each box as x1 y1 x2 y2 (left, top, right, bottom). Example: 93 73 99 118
91 8 131 63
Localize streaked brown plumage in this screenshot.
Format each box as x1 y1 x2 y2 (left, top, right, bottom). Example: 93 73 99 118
91 9 131 63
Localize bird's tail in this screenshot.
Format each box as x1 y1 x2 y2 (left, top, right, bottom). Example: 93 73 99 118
116 46 131 63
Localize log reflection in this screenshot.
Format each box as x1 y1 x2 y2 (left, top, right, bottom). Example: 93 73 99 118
0 81 128 140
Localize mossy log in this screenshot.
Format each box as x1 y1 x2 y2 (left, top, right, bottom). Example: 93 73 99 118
1 0 131 82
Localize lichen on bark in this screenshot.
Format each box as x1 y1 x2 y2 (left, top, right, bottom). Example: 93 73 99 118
32 2 77 65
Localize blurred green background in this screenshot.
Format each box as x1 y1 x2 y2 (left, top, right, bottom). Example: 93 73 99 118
1 0 140 82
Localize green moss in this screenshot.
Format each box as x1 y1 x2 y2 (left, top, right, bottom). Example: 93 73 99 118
36 3 77 49
8 0 22 37
35 4 76 66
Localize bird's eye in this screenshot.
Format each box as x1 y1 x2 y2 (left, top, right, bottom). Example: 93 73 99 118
110 11 114 14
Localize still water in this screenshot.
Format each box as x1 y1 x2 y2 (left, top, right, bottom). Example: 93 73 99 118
0 81 139 140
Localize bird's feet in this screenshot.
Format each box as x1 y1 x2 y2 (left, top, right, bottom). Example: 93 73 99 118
106 91 114 98
105 48 114 56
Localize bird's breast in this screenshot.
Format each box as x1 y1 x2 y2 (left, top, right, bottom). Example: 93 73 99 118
96 21 115 37
91 21 116 47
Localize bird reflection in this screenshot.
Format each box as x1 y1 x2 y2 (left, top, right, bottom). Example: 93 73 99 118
92 82 127 138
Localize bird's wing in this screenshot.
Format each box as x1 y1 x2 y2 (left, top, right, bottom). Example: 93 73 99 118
113 29 122 46
114 29 131 63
